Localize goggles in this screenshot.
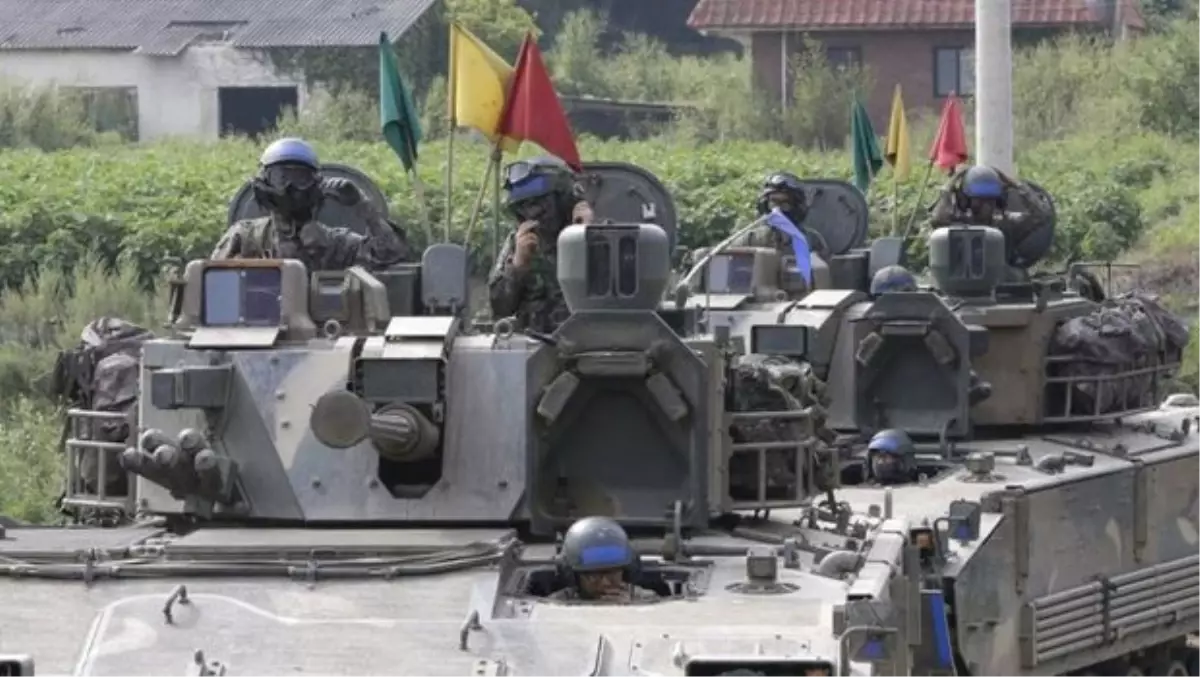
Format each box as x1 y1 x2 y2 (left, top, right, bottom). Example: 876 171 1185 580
264 163 318 189
763 173 804 193
506 174 555 204
963 178 1004 200
579 544 632 568
503 160 542 188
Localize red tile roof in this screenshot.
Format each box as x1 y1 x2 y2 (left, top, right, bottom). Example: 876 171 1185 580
688 0 1145 31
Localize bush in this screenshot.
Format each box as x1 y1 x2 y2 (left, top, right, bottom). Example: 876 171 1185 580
0 259 165 522
0 397 66 524
0 80 126 151
3 121 1193 287
0 136 846 284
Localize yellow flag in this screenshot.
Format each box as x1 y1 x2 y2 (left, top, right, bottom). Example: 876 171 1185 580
885 84 912 181
448 22 520 151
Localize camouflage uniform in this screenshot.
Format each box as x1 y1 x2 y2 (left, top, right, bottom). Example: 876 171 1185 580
930 164 1047 255
488 201 593 334
212 207 414 272
728 354 837 499
214 137 415 272
545 584 660 603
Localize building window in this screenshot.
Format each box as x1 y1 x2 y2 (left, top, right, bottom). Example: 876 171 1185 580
826 46 862 71
61 87 139 140
934 47 975 97
218 86 299 138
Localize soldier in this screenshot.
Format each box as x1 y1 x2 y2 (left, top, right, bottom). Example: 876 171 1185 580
864 429 918 485
488 156 594 333
929 164 1046 269
870 265 919 296
729 171 827 260
212 137 414 271
546 516 659 603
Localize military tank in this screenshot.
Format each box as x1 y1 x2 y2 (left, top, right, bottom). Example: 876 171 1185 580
1 163 1193 676
671 178 875 343
715 214 1200 676
674 176 1069 348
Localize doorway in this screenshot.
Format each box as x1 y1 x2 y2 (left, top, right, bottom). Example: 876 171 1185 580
218 86 298 137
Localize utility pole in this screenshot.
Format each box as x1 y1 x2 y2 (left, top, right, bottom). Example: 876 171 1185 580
975 0 1015 176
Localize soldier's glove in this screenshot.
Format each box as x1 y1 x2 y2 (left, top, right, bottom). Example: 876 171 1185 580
321 177 363 206
513 221 540 269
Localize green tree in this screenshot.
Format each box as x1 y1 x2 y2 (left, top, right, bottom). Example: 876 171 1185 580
547 9 614 97
1141 0 1198 28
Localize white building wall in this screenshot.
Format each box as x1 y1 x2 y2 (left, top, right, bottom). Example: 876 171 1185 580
0 43 306 140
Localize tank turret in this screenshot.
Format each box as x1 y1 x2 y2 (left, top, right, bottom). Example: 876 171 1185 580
557 223 669 312
928 225 1006 298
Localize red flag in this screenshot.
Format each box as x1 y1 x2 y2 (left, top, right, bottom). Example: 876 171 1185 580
498 34 582 172
929 94 969 172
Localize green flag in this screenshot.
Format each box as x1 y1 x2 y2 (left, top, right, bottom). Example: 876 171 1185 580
379 32 421 173
850 96 883 194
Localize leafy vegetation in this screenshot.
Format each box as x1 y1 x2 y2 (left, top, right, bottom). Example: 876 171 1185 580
0 10 1197 522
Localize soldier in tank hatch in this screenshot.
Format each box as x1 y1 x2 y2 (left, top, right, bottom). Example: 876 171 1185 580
864 429 920 485
870 265 919 296
212 137 414 271
727 171 830 259
488 156 594 334
929 164 1051 270
547 517 659 603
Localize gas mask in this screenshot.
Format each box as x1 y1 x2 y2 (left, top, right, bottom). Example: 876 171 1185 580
252 163 324 232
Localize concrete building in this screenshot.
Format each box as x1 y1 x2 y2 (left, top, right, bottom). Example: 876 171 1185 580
686 0 1145 126
0 0 437 140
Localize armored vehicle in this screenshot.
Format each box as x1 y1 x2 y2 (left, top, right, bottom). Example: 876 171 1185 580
677 178 1064 352
673 179 877 341
700 211 1199 676
1 164 1194 677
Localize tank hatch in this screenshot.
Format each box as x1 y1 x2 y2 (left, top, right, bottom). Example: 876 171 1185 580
226 163 390 233
797 179 869 257
575 161 679 252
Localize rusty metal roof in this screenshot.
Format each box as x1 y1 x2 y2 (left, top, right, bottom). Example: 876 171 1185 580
687 0 1145 32
0 0 437 53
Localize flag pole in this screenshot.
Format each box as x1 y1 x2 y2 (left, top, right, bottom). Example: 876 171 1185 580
462 140 501 249
891 171 900 236
410 169 433 244
900 159 936 245
444 23 457 244
445 131 456 244
490 144 502 268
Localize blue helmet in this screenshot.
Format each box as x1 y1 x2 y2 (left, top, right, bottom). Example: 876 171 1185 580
502 155 576 217
870 265 918 295
868 429 913 457
260 138 319 170
961 165 1004 200
560 516 635 573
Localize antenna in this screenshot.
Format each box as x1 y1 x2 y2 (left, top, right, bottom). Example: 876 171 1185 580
674 214 769 315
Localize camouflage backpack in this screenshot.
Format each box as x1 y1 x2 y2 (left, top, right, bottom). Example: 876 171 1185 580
50 317 155 495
